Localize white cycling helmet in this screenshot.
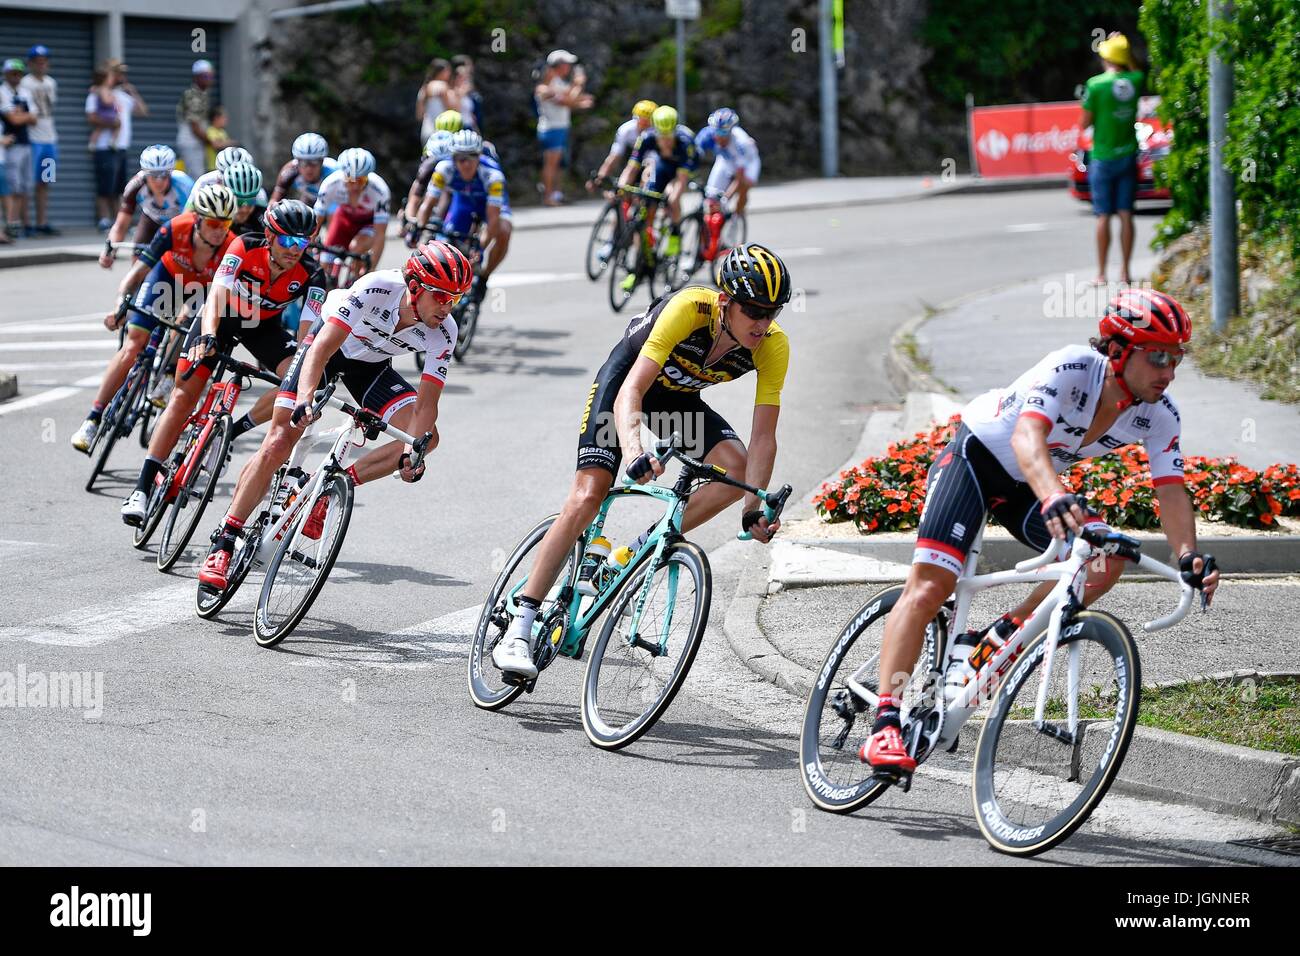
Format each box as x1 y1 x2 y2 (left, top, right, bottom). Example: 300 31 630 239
423 130 454 160
139 144 176 173
191 183 238 220
215 146 254 173
449 129 483 156
222 161 263 204
292 132 329 161
337 147 376 179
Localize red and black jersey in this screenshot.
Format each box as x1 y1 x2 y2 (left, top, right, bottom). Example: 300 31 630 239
138 211 234 285
212 234 328 328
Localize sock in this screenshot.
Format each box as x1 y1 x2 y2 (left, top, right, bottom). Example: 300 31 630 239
346 464 363 486
87 403 104 423
513 595 540 638
214 514 244 553
231 412 257 438
872 694 902 733
136 456 163 493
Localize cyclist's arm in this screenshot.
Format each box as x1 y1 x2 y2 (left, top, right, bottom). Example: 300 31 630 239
1155 481 1220 602
115 257 151 302
1010 414 1085 530
199 282 231 338
613 355 662 467
744 403 780 539
292 318 348 410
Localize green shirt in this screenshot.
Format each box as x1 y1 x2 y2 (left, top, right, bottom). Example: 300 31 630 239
1082 70 1144 162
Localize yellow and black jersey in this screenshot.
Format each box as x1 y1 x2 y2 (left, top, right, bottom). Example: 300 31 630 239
621 285 789 405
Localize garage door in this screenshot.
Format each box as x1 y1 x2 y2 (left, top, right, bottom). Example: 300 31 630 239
124 17 224 178
0 10 96 228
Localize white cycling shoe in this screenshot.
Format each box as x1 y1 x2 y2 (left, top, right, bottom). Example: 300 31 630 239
492 628 538 680
70 419 97 454
147 376 172 409
120 490 148 527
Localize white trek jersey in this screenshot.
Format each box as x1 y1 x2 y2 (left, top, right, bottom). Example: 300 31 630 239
960 344 1185 485
322 270 457 387
609 119 641 158
314 170 392 224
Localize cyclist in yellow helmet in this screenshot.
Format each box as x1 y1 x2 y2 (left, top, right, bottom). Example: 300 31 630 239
434 109 463 133
614 104 697 289
586 100 658 194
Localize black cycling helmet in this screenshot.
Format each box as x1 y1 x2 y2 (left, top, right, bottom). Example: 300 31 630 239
265 198 319 239
715 243 791 308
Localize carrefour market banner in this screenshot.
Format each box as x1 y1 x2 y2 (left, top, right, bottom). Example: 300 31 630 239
968 101 1080 178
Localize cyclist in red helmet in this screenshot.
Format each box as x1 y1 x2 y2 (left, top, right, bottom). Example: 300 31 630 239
862 288 1218 780
198 241 472 591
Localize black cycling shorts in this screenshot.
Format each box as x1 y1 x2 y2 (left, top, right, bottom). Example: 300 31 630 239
576 340 740 476
179 314 298 385
275 342 416 424
915 424 1066 576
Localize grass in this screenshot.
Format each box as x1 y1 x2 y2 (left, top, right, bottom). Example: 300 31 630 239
898 331 933 374
1138 676 1300 756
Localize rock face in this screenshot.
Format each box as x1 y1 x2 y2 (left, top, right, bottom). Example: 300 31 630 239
261 0 959 203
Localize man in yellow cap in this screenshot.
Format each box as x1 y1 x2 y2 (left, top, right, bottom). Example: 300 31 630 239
1081 32 1144 285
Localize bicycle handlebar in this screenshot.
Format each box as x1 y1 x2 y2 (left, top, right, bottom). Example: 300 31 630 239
117 300 190 335
738 484 793 542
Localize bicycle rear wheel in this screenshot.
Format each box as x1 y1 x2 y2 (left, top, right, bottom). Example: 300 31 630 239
581 541 711 750
722 210 747 248
585 201 621 281
157 415 233 572
467 514 583 711
671 211 703 290
799 585 944 813
973 609 1140 856
132 462 173 549
86 364 146 493
607 223 642 313
196 517 263 619
253 472 353 647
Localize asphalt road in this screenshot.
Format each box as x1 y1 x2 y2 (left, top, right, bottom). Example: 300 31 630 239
0 191 1287 865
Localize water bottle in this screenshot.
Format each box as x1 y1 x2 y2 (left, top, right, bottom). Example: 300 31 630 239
270 473 292 519
577 537 612 596
595 546 634 593
967 615 1021 672
942 631 981 707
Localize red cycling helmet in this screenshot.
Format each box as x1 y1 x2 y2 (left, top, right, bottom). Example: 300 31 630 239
404 240 473 299
1099 288 1192 407
1099 288 1192 347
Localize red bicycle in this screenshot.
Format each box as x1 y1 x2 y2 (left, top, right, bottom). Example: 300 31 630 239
132 349 282 571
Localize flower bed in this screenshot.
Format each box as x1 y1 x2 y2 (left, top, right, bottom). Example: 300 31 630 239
814 415 1300 533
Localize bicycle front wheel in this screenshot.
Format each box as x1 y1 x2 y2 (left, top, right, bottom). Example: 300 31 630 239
86 366 146 493
581 541 711 750
799 585 944 813
157 415 232 572
607 223 641 313
585 201 621 280
253 473 354 647
672 211 703 289
973 609 1141 856
722 210 747 248
196 518 263 619
132 463 173 549
453 299 479 361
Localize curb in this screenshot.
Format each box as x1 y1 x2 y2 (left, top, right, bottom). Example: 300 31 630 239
722 548 813 699
0 248 98 269
0 372 15 402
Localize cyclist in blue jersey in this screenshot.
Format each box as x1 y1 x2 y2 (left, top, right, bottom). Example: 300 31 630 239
694 107 760 258
100 145 195 268
417 128 511 303
270 132 337 205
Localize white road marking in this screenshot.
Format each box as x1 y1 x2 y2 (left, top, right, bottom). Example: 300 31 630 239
0 312 104 329
0 322 108 335
1006 223 1049 232
0 375 100 417
0 339 116 352
286 603 482 669
488 271 585 288
0 581 198 646
0 360 107 372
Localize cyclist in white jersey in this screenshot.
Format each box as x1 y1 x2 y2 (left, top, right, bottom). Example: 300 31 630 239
586 100 656 193
197 242 471 591
862 289 1221 777
314 147 389 278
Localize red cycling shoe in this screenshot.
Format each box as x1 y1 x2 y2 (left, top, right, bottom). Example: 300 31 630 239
199 549 231 590
859 724 917 774
301 497 330 540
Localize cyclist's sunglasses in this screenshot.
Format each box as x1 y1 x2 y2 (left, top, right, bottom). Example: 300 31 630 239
145 170 171 180
736 301 781 321
345 175 369 187
453 153 478 163
1133 345 1185 368
272 233 311 251
416 283 463 305
202 217 233 229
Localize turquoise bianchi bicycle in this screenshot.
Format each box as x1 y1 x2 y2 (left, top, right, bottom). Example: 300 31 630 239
467 434 791 750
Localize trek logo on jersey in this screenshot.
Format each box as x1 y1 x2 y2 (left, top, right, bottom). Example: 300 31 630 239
1055 416 1087 437
1054 362 1088 373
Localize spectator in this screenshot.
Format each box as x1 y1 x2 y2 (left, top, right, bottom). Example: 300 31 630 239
20 44 58 235
451 54 481 132
176 59 216 176
535 49 593 207
1081 32 1144 285
0 58 35 239
417 58 461 145
86 60 146 230
205 104 236 171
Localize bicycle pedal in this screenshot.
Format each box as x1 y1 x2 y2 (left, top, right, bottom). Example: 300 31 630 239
870 767 914 793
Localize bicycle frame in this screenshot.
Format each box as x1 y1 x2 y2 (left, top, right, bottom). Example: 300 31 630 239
165 375 244 498
847 522 1196 755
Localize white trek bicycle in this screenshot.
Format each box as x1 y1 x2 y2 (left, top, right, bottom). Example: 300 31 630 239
194 380 432 648
800 521 1212 856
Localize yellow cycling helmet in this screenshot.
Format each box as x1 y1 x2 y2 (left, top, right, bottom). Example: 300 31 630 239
633 99 657 121
652 105 678 134
434 109 463 133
